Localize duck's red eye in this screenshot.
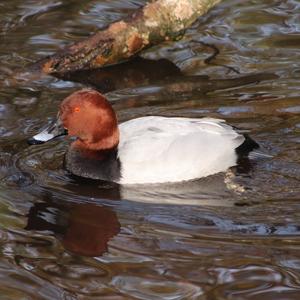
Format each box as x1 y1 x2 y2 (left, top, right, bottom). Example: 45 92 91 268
74 107 80 113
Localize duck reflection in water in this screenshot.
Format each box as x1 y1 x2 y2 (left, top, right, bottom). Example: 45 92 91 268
25 201 120 257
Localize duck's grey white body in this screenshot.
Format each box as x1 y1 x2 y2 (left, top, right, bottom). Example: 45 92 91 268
117 116 245 184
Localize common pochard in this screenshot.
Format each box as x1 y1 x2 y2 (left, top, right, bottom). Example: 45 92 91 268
29 89 259 184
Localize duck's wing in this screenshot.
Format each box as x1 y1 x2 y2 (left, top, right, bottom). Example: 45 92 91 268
118 116 245 184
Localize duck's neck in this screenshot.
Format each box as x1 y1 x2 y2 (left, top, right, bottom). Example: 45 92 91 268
71 128 119 160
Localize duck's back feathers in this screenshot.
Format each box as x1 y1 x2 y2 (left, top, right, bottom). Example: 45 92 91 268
118 117 246 184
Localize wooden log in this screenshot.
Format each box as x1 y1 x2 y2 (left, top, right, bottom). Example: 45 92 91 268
40 0 222 75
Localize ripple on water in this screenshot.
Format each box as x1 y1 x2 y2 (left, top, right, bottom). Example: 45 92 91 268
112 275 203 300
0 260 75 300
16 254 114 297
2 171 34 188
206 262 300 300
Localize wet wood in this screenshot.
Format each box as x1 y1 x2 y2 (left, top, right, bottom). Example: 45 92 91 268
39 0 222 75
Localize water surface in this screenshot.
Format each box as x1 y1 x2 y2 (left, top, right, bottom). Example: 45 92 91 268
0 0 300 299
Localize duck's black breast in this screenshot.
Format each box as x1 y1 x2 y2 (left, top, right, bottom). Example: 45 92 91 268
64 147 121 182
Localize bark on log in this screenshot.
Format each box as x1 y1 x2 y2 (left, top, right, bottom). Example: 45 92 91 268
41 0 222 75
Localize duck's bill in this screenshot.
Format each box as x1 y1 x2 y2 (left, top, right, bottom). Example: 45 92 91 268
28 117 67 145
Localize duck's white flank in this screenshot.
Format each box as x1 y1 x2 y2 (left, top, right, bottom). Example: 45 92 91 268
117 116 245 184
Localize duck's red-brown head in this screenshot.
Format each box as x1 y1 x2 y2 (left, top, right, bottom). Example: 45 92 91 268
29 89 119 151
60 89 119 150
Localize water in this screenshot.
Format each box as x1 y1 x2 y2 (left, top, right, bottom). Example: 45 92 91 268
0 0 300 299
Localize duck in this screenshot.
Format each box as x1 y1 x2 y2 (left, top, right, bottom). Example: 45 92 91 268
28 89 259 184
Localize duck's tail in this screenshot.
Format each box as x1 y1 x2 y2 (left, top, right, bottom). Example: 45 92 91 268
235 134 260 158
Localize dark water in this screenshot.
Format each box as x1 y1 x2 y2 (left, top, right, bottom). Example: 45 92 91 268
0 0 300 299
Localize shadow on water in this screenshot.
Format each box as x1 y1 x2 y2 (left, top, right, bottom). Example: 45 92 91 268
56 57 183 93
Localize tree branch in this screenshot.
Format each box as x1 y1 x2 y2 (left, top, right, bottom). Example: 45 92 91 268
40 0 222 75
